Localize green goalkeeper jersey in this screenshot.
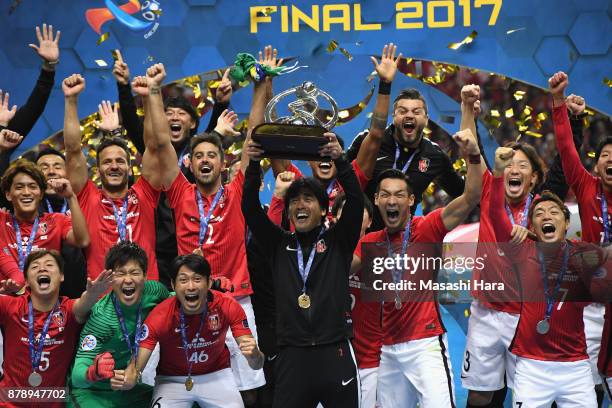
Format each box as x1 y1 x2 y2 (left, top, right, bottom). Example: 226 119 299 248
69 280 170 405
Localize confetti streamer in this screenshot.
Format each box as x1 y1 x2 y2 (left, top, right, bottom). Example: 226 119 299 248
326 40 353 61
525 130 542 138
95 60 108 67
447 31 478 50
506 27 526 35
588 152 596 158
97 32 110 45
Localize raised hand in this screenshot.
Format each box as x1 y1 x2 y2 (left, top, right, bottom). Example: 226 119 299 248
47 178 74 198
548 71 568 105
0 130 23 152
214 109 240 137
566 94 586 116
473 99 481 117
461 84 480 106
131 76 149 97
510 224 533 244
210 276 235 293
246 140 265 162
319 132 343 160
0 278 23 295
86 352 115 382
273 171 296 199
86 269 114 298
259 45 284 69
29 24 61 63
62 74 85 97
494 147 515 176
94 101 120 132
145 63 166 88
452 129 479 157
215 69 233 104
112 50 131 86
370 43 402 83
0 91 17 126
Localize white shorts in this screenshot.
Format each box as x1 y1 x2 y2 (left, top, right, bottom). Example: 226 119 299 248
225 296 266 391
151 368 244 408
142 342 160 386
583 303 605 385
377 334 455 408
513 357 596 408
359 366 379 408
461 300 519 391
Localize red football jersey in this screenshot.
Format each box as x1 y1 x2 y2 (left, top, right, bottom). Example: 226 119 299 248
472 170 526 314
349 272 382 369
0 294 80 408
166 171 252 296
140 291 251 376
554 104 612 244
356 208 449 345
0 211 72 282
77 178 160 281
599 305 612 376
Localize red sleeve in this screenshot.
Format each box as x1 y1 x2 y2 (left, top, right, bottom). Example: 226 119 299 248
62 298 80 326
267 196 284 226
0 252 23 285
140 302 164 350
56 214 72 241
418 208 449 242
288 163 303 180
133 175 161 205
225 168 245 201
76 179 99 206
553 104 592 196
165 172 191 209
489 176 513 242
0 295 15 325
351 160 370 191
227 297 251 338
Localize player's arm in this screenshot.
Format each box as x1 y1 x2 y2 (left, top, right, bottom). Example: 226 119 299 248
350 254 362 276
440 129 482 231
62 74 89 195
356 44 401 180
111 347 153 391
240 59 270 174
460 85 487 175
48 178 90 248
236 335 265 370
488 147 515 242
72 313 114 388
73 270 114 324
138 63 179 190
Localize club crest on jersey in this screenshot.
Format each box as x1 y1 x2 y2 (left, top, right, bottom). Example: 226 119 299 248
316 239 327 253
39 223 48 235
208 314 221 331
128 193 139 205
418 158 430 173
138 324 149 341
52 310 65 330
81 334 97 351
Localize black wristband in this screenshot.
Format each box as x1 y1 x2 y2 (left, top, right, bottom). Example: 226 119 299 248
468 154 481 164
106 128 123 138
378 80 391 95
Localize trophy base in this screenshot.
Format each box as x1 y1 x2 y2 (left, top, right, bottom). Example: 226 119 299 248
252 123 331 161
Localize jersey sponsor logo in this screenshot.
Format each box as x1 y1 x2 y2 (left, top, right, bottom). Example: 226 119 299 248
341 377 354 386
376 156 388 162
81 334 97 351
208 314 221 331
418 158 430 173
138 324 149 341
285 245 298 252
316 239 327 254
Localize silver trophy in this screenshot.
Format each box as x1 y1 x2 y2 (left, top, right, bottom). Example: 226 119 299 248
253 82 340 161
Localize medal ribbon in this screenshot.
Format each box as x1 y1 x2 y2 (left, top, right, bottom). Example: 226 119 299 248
110 195 129 242
600 185 610 243
296 228 324 294
13 215 40 271
385 218 412 302
28 299 59 373
326 179 338 197
178 303 208 379
505 194 533 227
196 187 224 247
393 142 418 174
111 295 143 360
45 199 68 214
537 244 570 324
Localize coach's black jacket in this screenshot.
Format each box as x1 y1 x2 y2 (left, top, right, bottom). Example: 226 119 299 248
242 156 364 347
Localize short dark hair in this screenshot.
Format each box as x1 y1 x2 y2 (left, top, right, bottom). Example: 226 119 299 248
393 88 428 114
104 241 148 274
95 137 131 166
331 192 373 220
24 249 64 278
1 159 47 194
595 136 612 161
376 168 413 194
190 132 224 162
170 254 211 282
528 191 570 222
165 96 200 136
35 147 65 163
284 177 328 222
504 142 545 192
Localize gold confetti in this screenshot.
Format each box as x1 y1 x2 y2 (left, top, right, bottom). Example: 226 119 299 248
97 32 110 45
453 158 466 172
588 151 596 158
525 130 542 138
423 127 432 135
447 31 477 50
152 8 162 16
506 27 526 35
490 109 500 118
464 308 470 317
523 106 533 116
513 90 526 101
257 6 276 17
326 40 339 53
536 112 548 121
484 115 501 129
604 78 612 88
95 59 108 67
505 108 514 118
339 47 353 61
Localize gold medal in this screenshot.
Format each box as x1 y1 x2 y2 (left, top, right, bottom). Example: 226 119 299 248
298 293 311 309
185 376 193 391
